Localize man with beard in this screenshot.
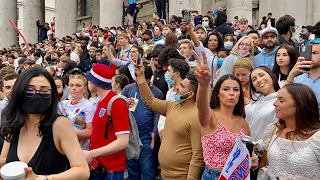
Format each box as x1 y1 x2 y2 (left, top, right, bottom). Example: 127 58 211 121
178 25 191 41
287 21 320 110
81 47 97 73
254 27 279 69
141 30 156 60
79 39 90 64
65 42 79 63
150 46 167 97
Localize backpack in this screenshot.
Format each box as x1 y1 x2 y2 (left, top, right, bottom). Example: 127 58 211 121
104 95 142 160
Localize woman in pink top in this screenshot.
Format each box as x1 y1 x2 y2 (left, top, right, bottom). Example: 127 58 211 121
194 51 258 179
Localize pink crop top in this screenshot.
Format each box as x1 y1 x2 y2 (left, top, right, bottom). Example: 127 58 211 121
201 116 247 169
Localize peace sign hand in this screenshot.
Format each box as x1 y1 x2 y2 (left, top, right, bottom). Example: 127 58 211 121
193 50 212 86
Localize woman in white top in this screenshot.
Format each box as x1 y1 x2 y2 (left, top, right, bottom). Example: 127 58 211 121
59 74 95 150
260 84 320 180
245 66 280 143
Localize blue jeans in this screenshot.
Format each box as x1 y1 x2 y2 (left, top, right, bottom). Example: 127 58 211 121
90 171 124 180
201 165 221 180
126 139 157 180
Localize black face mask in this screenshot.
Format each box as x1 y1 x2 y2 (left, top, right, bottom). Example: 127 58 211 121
299 33 308 40
22 94 52 114
143 37 151 41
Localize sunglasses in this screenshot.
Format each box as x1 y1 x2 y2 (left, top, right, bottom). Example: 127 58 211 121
25 88 52 99
306 38 320 45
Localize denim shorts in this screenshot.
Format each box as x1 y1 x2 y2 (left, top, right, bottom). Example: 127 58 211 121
201 165 221 180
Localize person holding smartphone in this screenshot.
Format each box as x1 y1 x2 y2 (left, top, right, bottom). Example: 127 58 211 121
286 27 320 111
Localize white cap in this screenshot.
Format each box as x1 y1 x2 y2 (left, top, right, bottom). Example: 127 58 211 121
1 161 28 180
261 27 279 38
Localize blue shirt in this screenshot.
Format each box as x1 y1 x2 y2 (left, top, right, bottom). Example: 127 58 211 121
294 73 320 111
121 83 164 140
152 35 165 43
254 46 279 70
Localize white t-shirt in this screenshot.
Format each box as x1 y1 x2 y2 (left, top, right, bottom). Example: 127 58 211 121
245 92 278 142
59 98 96 150
70 51 79 63
89 96 100 107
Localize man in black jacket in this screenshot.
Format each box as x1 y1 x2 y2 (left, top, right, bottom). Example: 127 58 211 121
78 40 90 69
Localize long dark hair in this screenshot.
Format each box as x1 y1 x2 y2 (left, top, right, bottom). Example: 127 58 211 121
203 32 223 53
250 66 280 101
277 84 320 139
210 74 245 117
272 44 298 78
0 67 60 141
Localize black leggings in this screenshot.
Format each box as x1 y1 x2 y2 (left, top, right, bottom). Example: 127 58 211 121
155 0 166 20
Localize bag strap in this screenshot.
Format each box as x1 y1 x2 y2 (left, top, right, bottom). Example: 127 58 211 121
104 95 125 139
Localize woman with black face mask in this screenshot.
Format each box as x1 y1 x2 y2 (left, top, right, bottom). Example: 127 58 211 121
0 67 89 179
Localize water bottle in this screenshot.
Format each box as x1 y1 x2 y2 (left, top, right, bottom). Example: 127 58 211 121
242 135 253 157
73 111 86 130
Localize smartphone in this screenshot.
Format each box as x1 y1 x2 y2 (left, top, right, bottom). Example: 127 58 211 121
136 52 142 66
108 37 116 43
300 45 312 71
182 10 190 24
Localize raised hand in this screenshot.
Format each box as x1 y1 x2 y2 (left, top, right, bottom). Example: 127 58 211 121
134 63 145 78
289 57 312 77
193 50 212 86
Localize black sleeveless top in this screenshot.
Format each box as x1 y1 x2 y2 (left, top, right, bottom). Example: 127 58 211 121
6 126 70 174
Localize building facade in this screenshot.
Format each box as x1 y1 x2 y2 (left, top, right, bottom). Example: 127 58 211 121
0 0 319 49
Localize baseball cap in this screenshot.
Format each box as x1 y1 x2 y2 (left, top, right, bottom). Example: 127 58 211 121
195 25 207 34
261 27 279 38
142 30 153 36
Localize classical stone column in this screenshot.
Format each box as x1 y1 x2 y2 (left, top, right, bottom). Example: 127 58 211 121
314 0 320 24
227 0 252 25
22 0 45 44
169 0 201 18
92 0 100 27
55 0 77 38
100 0 122 28
307 0 314 25
0 0 17 49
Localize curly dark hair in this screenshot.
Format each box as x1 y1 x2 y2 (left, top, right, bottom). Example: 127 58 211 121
276 15 296 35
203 32 223 53
168 58 190 79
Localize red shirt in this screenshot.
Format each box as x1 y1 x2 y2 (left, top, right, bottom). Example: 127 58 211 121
90 91 129 172
50 22 55 33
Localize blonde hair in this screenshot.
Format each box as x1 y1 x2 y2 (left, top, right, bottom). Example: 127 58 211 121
117 32 129 39
232 58 254 73
179 39 194 49
69 74 88 99
232 58 253 99
231 36 255 57
69 74 88 87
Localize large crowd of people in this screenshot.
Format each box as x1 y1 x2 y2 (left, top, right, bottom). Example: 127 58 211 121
0 3 319 180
